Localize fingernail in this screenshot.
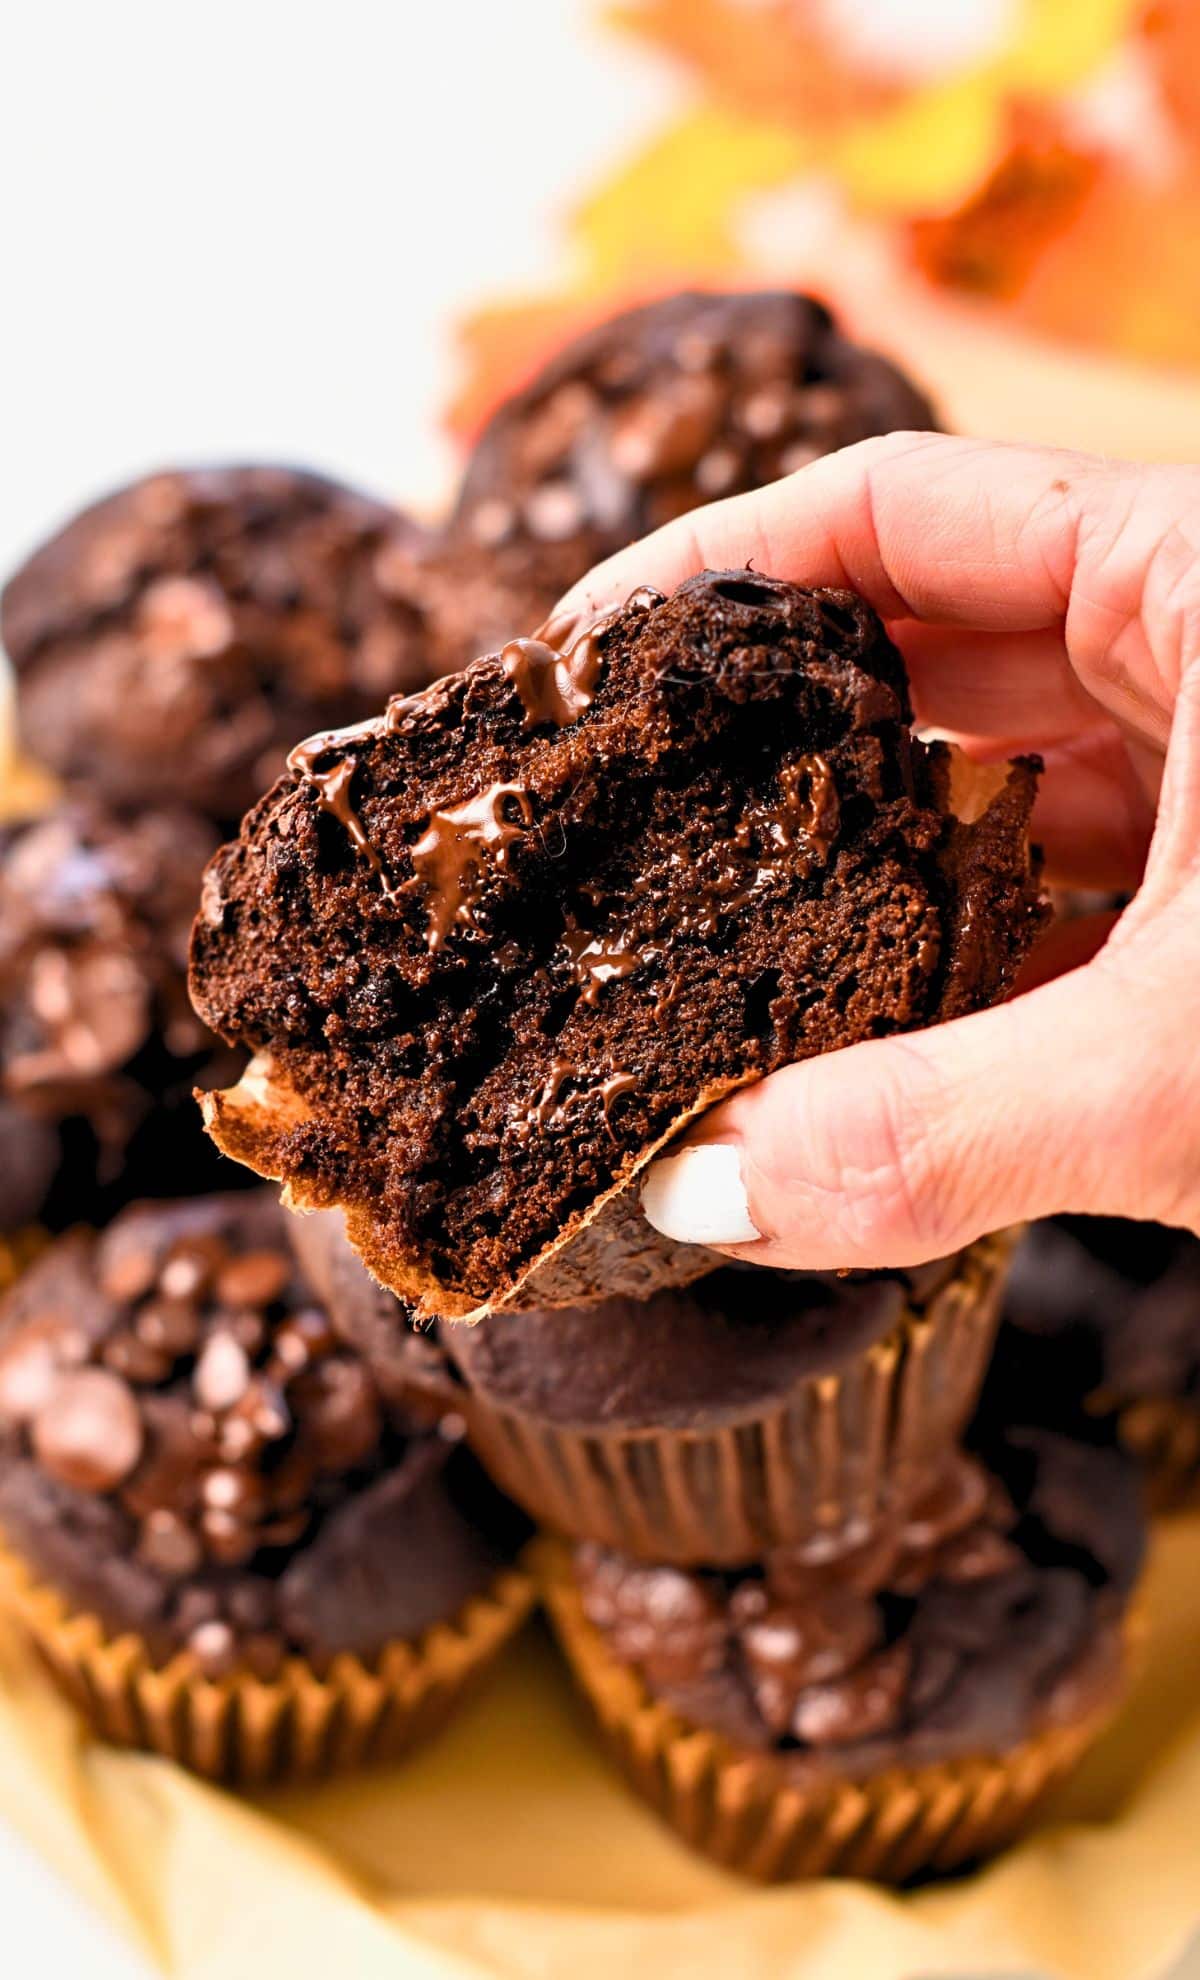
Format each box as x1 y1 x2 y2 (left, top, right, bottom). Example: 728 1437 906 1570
640 1144 762 1246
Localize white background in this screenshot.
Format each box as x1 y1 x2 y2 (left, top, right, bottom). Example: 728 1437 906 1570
0 4 673 1970
0 0 679 574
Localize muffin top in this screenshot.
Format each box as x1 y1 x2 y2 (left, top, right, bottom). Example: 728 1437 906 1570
441 1259 961 1430
0 1192 525 1672
0 799 230 1228
454 290 938 577
190 570 1045 1319
2 466 436 823
574 1428 1143 1780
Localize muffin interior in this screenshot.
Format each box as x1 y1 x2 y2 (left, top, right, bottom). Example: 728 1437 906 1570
190 572 1045 1309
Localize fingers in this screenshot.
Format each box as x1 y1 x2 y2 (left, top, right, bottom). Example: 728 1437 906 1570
898 623 1101 741
561 435 1197 750
1028 728 1156 890
560 432 1106 633
640 933 1200 1270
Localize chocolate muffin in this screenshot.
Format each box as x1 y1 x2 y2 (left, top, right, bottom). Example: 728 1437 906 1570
0 799 236 1231
0 1192 533 1780
453 290 939 599
990 1216 1200 1503
541 1428 1143 1881
2 466 435 824
190 569 1046 1319
440 1241 1011 1563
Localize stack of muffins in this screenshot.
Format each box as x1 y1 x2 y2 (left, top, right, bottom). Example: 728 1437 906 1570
294 1206 1143 1880
0 289 1158 1883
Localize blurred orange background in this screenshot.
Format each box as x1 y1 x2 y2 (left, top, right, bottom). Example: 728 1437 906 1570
454 0 1200 455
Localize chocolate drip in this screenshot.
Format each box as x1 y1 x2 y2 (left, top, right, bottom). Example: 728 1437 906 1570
411 782 533 952
773 752 840 853
287 730 395 895
561 924 646 1006
736 753 840 857
515 1062 636 1139
502 586 663 730
501 632 603 729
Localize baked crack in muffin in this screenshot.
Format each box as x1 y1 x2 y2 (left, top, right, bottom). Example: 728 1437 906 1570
190 571 1047 1319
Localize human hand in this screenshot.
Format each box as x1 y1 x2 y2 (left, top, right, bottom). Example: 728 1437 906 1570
553 433 1200 1268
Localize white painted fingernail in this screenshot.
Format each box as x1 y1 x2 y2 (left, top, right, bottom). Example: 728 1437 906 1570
641 1144 762 1246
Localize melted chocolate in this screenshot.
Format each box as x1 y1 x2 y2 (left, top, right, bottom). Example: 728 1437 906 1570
501 632 604 729
500 588 663 730
286 733 394 895
410 782 534 952
516 1061 637 1138
561 924 646 1005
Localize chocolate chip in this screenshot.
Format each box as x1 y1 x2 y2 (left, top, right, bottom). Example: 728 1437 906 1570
137 1509 203 1577
200 1508 258 1566
101 1330 173 1385
174 1586 220 1632
202 1467 263 1518
32 1367 144 1492
193 1333 251 1411
790 1639 912 1747
187 1618 237 1678
214 1248 290 1311
271 1307 337 1374
0 1316 85 1425
221 1310 267 1357
158 1236 224 1302
136 1297 201 1358
230 1376 291 1445
100 1245 159 1303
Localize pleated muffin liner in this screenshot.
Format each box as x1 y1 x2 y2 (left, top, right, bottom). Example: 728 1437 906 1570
0 1537 537 1786
455 1232 1014 1567
537 1536 1138 1886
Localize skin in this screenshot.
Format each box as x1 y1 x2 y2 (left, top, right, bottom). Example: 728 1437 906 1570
555 433 1200 1269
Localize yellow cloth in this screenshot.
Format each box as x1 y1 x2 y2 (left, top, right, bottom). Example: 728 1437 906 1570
1 1515 1199 1980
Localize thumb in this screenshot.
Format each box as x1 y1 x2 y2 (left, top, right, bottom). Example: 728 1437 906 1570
640 939 1200 1270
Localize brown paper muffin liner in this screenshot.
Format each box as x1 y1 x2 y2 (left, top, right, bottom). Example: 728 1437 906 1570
1115 1396 1200 1512
456 1232 1014 1566
538 1536 1137 1885
0 1538 536 1786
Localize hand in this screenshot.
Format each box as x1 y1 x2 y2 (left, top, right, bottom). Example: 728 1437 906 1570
555 433 1200 1268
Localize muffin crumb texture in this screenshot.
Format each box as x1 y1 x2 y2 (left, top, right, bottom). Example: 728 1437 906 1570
191 570 1046 1315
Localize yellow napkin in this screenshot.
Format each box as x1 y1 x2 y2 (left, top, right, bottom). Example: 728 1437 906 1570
1 1514 1199 1980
